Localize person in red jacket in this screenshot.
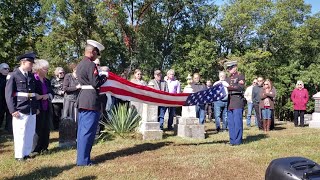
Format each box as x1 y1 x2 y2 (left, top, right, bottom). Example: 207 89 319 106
291 80 309 127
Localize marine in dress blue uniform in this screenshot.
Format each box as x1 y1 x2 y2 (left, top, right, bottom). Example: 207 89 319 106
76 40 107 166
225 61 245 146
5 52 40 161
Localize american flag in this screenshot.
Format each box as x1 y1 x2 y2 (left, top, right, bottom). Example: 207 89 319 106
100 72 226 107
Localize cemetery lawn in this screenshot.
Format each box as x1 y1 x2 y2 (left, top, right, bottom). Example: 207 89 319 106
1 121 320 180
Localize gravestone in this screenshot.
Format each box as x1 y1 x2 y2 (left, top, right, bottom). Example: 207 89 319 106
139 103 163 140
302 114 312 125
309 92 320 128
181 74 197 118
176 116 205 139
59 117 77 148
175 74 205 139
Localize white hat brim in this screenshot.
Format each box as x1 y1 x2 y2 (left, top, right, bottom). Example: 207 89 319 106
87 40 105 52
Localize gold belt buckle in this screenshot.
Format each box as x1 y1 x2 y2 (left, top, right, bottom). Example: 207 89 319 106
28 93 32 98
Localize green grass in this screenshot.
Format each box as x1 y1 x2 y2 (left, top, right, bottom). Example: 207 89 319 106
1 121 320 180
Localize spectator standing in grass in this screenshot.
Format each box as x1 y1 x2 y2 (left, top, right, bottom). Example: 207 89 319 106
244 79 257 127
259 79 276 132
32 59 54 156
291 80 309 127
0 63 12 133
213 71 229 132
51 67 65 130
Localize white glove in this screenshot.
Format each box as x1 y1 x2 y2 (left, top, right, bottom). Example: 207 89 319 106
99 71 109 77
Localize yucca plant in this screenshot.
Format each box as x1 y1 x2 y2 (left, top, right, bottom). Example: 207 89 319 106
100 103 141 138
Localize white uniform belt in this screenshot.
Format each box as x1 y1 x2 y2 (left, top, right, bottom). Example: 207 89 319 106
81 85 95 89
16 92 36 97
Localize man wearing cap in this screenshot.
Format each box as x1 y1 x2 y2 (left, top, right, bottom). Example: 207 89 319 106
5 52 40 161
225 60 245 146
0 63 12 132
76 40 108 166
148 70 169 130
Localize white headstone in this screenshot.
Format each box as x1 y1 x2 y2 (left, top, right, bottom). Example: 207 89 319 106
182 84 197 118
139 103 163 140
309 92 320 128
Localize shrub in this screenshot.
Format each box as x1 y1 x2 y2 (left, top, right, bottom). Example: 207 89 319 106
100 103 141 137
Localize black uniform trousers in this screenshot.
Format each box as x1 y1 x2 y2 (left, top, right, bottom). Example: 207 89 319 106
34 110 50 153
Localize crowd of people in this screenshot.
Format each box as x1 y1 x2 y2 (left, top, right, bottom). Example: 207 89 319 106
0 39 310 164
129 61 310 146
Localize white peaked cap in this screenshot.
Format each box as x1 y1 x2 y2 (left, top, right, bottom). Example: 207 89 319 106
93 58 100 65
87 40 105 52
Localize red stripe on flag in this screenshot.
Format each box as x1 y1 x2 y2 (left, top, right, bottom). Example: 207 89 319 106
100 86 186 106
106 72 190 97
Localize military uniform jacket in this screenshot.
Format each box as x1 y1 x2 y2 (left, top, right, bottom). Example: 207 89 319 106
5 69 39 115
76 56 107 111
226 72 245 110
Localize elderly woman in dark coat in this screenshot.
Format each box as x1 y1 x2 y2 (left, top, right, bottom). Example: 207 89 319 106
62 63 81 121
32 59 54 155
51 67 65 130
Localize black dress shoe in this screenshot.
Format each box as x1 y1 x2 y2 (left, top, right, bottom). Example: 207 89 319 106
40 149 49 155
30 151 40 158
24 155 32 159
77 162 96 166
167 126 174 131
15 158 25 162
87 162 96 166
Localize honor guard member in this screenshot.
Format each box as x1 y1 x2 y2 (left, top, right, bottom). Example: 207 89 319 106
76 40 108 166
5 52 40 161
225 60 245 146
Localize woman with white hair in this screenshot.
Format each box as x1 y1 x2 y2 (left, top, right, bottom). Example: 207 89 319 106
291 80 309 127
0 63 12 132
51 67 65 130
32 59 54 155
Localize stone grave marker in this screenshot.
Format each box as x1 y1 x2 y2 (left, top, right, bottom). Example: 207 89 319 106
139 103 163 140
